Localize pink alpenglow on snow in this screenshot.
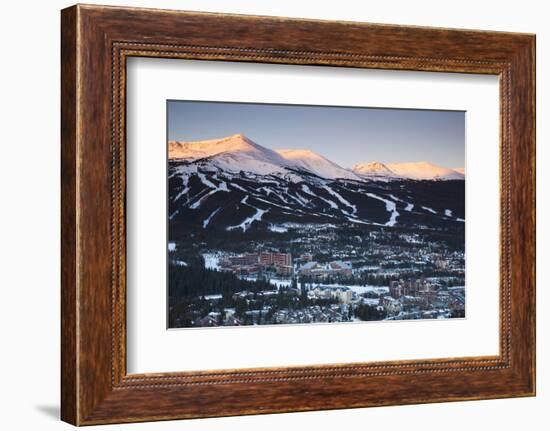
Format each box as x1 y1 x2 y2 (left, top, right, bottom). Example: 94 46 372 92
170 134 464 181
276 148 360 180
385 161 464 180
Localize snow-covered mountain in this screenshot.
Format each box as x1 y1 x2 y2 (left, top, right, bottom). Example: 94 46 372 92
169 133 271 161
276 149 360 180
169 134 360 180
353 161 464 181
170 134 463 181
169 134 295 176
168 134 465 235
352 161 399 180
385 161 465 180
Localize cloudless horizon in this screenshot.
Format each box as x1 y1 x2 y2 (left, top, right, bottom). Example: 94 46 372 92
167 100 465 169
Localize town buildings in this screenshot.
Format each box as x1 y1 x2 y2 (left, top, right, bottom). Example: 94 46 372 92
389 277 433 298
299 260 352 279
221 252 293 276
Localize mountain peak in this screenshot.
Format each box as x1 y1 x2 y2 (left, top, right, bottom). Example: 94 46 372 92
386 161 464 180
168 133 260 160
224 132 250 143
169 134 464 181
169 134 298 176
352 160 464 180
353 161 396 176
276 149 359 180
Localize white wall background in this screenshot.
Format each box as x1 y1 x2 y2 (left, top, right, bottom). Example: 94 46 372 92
0 0 546 429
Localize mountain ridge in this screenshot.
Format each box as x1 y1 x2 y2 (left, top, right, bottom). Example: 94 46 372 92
385 161 464 180
169 134 464 181
352 161 398 179
276 148 360 180
168 134 465 234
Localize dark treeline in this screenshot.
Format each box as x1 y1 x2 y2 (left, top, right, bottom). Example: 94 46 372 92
355 304 387 321
168 257 273 299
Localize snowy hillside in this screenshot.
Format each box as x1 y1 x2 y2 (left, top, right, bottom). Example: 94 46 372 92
170 134 359 180
170 134 464 181
276 149 360 180
168 133 280 161
386 161 465 180
168 134 465 235
352 161 400 180
169 134 296 177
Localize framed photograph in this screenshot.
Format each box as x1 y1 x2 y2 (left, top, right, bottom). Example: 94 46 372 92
61 4 536 425
165 101 467 330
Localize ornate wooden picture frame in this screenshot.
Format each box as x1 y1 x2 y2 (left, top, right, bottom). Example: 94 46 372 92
61 4 535 425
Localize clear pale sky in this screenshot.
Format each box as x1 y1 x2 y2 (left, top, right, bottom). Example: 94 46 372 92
167 100 465 169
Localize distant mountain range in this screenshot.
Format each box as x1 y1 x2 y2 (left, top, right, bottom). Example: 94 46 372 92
353 160 464 181
169 133 464 181
168 134 465 235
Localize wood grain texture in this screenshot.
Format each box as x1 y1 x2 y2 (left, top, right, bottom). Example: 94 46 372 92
60 5 78 425
60 4 536 425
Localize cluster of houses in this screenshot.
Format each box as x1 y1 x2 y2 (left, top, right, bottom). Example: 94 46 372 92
307 285 354 304
383 279 465 318
190 279 465 327
389 277 434 298
220 251 293 276
271 304 351 324
195 312 242 327
217 249 359 282
298 260 353 279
